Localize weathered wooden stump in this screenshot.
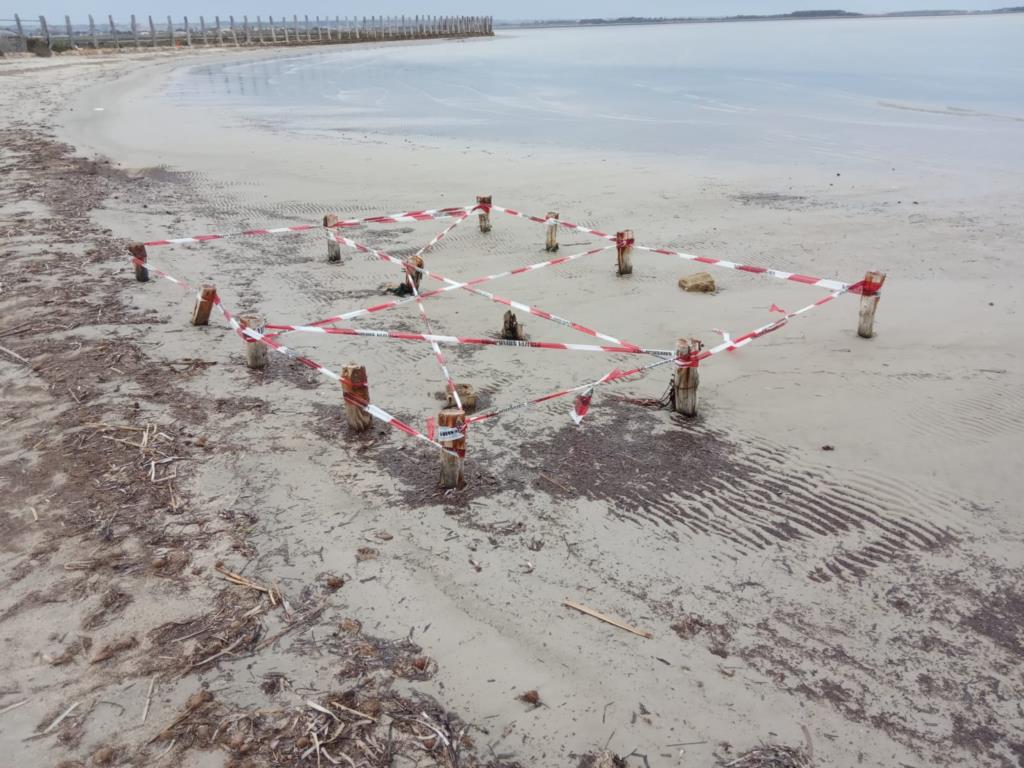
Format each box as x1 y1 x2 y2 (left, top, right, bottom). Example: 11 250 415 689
191 284 217 326
616 230 633 276
673 337 702 417
128 242 149 282
405 255 424 292
476 195 492 233
438 407 466 489
238 313 268 369
545 211 559 252
323 214 342 262
341 364 373 432
857 271 886 339
500 309 525 341
445 383 477 411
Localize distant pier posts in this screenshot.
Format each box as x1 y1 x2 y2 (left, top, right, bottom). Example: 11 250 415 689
128 243 149 282
438 407 466 489
191 284 217 325
238 313 268 369
673 337 702 416
324 214 342 262
476 195 492 233
857 271 886 339
341 364 373 432
616 230 634 275
545 211 560 252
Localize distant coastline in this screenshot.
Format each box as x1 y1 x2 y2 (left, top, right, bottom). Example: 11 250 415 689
495 7 1024 29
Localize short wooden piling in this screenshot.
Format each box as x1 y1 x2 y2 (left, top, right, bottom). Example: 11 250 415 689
501 309 524 340
128 243 149 282
545 211 560 252
405 255 424 292
616 230 634 276
238 314 268 369
323 214 342 262
476 195 492 233
438 407 466 490
190 284 217 326
857 271 886 339
673 337 701 417
341 364 373 432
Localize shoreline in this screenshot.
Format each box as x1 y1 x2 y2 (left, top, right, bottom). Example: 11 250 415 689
497 8 1024 30
3 45 1024 768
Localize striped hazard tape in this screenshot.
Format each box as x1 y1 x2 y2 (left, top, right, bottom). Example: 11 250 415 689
127 251 457 455
143 205 476 247
330 233 644 352
634 245 850 292
258 323 675 356
278 243 617 332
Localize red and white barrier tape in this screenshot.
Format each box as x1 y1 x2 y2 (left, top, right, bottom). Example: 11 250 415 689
488 202 852 293
143 205 476 247
258 323 676 356
403 249 465 411
488 205 618 242
467 287 849 426
414 211 469 257
330 233 645 352
467 356 682 425
633 244 849 292
278 243 617 332
128 253 456 455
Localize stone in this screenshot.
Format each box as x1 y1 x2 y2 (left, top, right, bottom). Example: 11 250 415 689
678 271 716 293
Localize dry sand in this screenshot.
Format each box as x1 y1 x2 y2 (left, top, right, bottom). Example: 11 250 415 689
2 43 1023 768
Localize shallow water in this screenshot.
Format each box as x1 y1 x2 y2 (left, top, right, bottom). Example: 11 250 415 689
168 16 1024 176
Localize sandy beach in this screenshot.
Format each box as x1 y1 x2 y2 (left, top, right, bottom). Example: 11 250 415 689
1 35 1023 768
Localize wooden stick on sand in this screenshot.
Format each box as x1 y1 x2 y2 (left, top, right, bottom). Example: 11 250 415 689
563 599 652 639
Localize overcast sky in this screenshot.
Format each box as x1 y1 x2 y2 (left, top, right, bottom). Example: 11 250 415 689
5 1 1015 24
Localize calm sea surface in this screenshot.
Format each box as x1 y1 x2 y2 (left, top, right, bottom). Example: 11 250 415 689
167 16 1024 175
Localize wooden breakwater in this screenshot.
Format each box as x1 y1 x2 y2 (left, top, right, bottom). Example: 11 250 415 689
5 13 492 52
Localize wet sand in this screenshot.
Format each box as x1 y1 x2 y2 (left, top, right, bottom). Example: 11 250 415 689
2 45 1023 767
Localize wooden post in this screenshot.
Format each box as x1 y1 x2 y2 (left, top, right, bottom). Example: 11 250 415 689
341 365 373 432
184 17 191 46
14 14 23 39
65 15 72 45
857 271 887 339
128 243 149 282
438 408 466 489
244 15 252 44
191 284 217 326
616 229 634 275
89 15 98 48
229 16 239 46
545 211 559 252
476 195 492 233
199 16 206 45
167 16 174 47
405 255 424 291
108 15 118 49
269 16 277 43
238 314 268 369
215 16 222 45
38 15 50 48
148 16 157 47
673 338 701 417
501 309 524 340
324 214 342 262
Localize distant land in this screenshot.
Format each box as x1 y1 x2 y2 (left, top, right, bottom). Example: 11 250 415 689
495 7 1024 28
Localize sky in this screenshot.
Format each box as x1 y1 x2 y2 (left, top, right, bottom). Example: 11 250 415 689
4 1 1016 25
